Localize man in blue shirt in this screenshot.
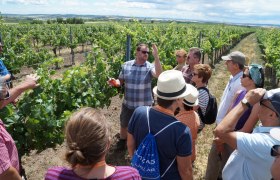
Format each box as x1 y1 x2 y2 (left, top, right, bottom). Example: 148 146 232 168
215 88 280 180
127 70 193 179
0 42 11 87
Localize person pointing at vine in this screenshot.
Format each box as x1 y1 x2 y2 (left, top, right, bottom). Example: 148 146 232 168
0 74 39 180
108 43 162 151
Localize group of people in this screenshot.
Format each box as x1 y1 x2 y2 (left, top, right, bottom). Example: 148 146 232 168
0 42 280 180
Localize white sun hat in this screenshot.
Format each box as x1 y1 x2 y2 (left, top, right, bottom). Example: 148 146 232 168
183 84 199 106
153 70 190 100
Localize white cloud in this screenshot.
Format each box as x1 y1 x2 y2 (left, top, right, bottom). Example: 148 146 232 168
3 0 50 5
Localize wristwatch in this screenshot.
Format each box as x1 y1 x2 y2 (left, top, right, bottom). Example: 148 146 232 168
241 98 251 108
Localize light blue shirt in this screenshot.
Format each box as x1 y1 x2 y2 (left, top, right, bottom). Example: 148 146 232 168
223 128 279 180
216 71 245 124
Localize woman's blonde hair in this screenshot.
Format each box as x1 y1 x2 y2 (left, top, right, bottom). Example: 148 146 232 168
65 107 110 166
175 49 187 57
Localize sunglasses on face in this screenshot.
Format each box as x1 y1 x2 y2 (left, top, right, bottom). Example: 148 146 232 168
260 99 279 117
140 50 149 55
271 145 280 157
242 73 251 79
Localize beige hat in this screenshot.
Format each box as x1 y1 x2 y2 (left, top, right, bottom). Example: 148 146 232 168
183 84 199 106
222 51 245 65
153 70 190 100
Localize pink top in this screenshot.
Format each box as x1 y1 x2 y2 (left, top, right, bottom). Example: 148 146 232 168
0 120 19 174
45 166 141 180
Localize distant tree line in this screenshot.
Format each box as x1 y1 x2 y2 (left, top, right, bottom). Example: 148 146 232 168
47 18 84 24
30 17 84 24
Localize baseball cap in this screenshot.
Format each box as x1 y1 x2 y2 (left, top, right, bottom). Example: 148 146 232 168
222 51 245 65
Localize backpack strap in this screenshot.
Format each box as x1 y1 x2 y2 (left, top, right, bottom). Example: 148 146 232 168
161 157 176 178
146 106 151 133
146 106 179 178
155 121 179 136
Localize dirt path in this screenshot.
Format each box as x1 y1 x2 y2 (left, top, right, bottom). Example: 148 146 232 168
21 33 263 180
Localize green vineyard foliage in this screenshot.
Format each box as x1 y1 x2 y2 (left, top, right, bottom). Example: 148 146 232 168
0 21 254 154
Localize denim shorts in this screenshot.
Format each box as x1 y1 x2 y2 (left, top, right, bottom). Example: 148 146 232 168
120 103 135 128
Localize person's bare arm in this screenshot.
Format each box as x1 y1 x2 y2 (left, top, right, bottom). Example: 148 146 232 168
0 74 39 109
214 88 266 149
2 74 11 81
127 132 136 157
177 155 193 180
151 44 162 78
239 104 260 133
0 166 21 180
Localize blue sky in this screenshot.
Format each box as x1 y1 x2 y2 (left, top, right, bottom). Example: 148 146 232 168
1 0 280 25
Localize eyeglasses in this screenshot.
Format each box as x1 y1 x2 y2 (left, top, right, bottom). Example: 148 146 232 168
260 99 279 117
242 73 251 79
140 50 149 55
271 145 280 157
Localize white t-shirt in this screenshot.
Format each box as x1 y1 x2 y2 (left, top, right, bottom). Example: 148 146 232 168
216 71 245 124
223 129 278 180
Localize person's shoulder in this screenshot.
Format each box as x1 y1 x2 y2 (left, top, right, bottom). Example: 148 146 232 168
181 64 189 71
113 166 141 179
45 166 74 178
198 87 209 93
115 166 139 173
123 60 135 66
135 106 148 112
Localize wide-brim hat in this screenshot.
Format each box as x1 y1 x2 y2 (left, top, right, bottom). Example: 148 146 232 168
183 84 199 106
270 128 280 142
263 88 280 116
222 51 245 65
153 70 190 100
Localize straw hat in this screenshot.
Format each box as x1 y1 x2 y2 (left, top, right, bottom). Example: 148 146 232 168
153 70 190 100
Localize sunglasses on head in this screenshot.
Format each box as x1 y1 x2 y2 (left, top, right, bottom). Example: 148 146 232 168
271 145 280 157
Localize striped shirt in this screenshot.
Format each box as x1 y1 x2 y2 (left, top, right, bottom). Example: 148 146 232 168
0 119 19 174
197 88 209 130
119 60 154 109
45 166 141 180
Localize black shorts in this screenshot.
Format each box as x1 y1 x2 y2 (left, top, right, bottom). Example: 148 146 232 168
120 104 135 128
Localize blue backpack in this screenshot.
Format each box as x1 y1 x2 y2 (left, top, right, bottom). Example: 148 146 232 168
131 107 179 179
